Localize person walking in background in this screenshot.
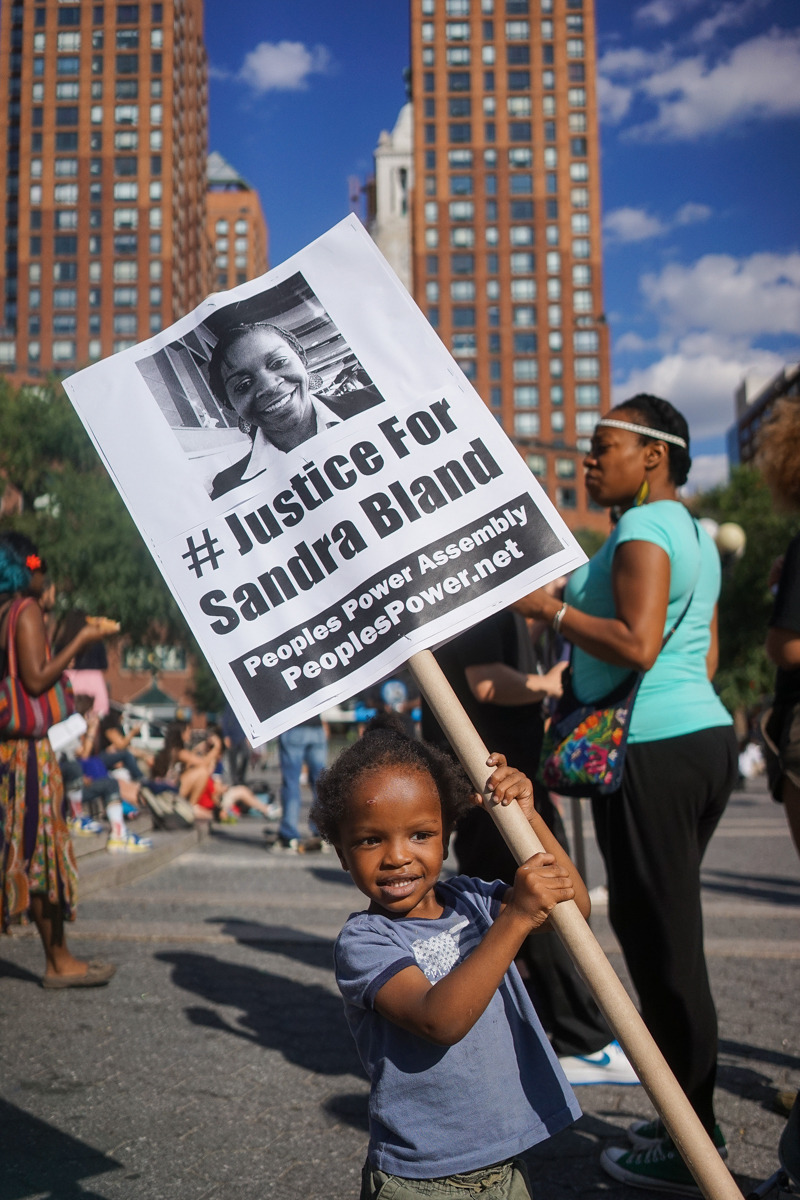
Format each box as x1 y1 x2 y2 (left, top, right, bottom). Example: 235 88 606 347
0 537 118 988
421 607 637 1086
514 395 738 1192
221 701 250 787
758 399 800 858
273 715 328 853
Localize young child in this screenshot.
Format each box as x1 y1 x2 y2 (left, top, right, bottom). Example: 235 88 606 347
310 714 589 1200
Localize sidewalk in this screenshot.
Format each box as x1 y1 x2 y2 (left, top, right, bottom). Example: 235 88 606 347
0 777 798 1200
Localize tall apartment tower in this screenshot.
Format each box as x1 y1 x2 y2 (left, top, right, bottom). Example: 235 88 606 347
0 0 208 382
206 151 269 292
410 0 609 527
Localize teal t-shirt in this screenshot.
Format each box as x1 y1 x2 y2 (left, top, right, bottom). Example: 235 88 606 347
564 501 732 743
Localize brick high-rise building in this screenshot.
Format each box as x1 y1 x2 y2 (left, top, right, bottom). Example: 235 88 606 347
206 150 269 292
409 0 609 528
0 0 208 382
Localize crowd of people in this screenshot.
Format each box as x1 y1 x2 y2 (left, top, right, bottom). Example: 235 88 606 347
2 391 799 1196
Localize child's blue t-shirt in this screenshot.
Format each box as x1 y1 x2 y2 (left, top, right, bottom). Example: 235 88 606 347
334 875 580 1179
564 501 732 743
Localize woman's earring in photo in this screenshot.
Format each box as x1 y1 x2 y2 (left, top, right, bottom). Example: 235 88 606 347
634 478 650 507
238 417 253 436
308 372 323 391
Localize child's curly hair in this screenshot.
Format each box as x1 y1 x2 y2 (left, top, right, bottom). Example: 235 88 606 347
310 712 475 844
757 397 800 512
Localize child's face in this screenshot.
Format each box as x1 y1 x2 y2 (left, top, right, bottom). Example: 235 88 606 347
334 766 448 920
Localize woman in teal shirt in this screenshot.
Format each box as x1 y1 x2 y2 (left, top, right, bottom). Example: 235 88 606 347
516 395 737 1193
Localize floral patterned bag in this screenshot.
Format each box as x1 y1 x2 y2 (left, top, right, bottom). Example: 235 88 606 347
540 583 696 799
539 669 642 797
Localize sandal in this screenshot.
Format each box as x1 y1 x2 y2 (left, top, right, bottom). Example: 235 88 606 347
41 960 116 989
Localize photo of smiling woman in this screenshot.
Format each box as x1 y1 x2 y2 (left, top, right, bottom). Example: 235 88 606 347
136 271 385 500
207 322 379 500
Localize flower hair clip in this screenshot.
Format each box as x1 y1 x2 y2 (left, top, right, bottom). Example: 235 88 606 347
26 554 42 570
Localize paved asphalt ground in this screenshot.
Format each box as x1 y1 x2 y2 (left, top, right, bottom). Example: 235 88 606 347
1 775 798 1200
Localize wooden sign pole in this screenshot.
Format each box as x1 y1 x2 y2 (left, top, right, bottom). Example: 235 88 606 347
409 648 742 1200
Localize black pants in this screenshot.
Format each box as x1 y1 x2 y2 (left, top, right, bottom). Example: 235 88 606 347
455 785 612 1058
591 725 738 1132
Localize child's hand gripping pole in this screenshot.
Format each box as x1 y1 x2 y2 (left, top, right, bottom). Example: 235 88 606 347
408 648 742 1200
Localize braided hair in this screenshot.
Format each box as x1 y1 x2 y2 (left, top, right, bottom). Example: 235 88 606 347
614 393 692 487
310 712 475 844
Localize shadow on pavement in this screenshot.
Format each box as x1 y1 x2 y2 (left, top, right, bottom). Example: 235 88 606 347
323 1091 370 1133
156 950 364 1077
701 868 800 906
0 1099 121 1200
203 917 337 970
0 957 41 985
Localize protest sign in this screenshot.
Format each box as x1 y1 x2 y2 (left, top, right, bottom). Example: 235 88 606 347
64 215 585 744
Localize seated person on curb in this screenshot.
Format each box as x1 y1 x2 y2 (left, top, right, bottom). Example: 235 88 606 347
310 713 586 1200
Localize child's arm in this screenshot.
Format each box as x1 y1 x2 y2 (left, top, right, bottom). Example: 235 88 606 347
374 758 588 1047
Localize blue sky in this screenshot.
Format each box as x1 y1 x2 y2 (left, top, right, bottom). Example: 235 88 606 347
205 0 800 490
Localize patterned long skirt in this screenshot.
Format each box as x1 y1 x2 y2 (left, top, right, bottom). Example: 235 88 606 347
0 737 78 931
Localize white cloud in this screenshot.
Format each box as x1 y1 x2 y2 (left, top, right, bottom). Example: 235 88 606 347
596 75 633 124
682 454 729 494
690 0 768 45
674 202 712 225
604 201 711 244
604 207 667 243
613 341 787 440
632 30 800 140
236 41 332 93
615 332 653 353
641 252 800 337
634 0 702 28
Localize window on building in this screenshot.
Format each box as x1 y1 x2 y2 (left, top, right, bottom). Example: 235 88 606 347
113 261 138 282
449 122 472 142
512 305 535 327
450 200 475 221
450 175 473 196
568 87 586 106
575 411 599 434
448 71 471 91
574 329 598 352
509 280 536 303
113 286 137 307
53 262 78 282
571 186 589 207
510 226 533 246
510 252 535 274
572 237 591 258
115 104 138 124
446 45 471 64
113 207 138 229
514 386 539 407
117 4 139 20
513 333 537 354
446 21 470 39
513 359 538 381
555 485 576 508
452 332 477 356
506 44 530 64
569 110 587 132
57 32 81 50
451 227 475 247
509 148 532 169
515 412 540 436
576 383 601 406
114 182 138 200
451 253 474 275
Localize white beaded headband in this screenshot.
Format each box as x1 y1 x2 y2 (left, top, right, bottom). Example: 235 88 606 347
595 418 688 449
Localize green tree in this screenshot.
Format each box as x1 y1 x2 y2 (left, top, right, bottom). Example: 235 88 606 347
693 465 798 713
0 377 185 645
